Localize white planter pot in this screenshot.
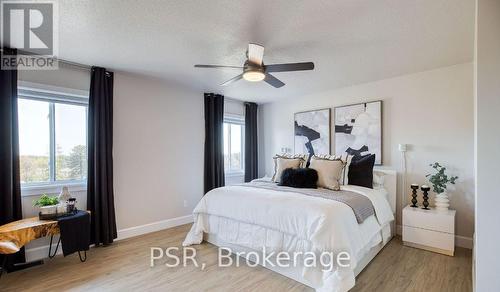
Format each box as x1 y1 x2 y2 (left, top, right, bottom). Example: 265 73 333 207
40 205 58 215
434 192 450 212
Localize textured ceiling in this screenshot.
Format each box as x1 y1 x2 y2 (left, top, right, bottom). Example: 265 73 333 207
55 0 474 103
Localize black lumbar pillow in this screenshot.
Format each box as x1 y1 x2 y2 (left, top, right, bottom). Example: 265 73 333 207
348 154 376 188
279 167 318 189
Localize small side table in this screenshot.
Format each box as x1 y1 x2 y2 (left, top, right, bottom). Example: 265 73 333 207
402 205 455 256
0 211 90 277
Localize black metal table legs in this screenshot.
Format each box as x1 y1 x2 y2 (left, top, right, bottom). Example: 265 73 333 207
48 235 87 262
78 251 87 262
48 235 62 258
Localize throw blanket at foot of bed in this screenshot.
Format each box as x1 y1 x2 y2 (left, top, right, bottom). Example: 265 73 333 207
183 182 394 292
239 181 375 224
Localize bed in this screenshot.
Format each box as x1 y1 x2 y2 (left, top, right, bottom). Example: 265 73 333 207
183 168 397 292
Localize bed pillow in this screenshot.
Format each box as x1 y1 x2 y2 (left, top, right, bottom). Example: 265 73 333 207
308 155 345 191
272 154 307 183
339 153 354 185
313 154 353 185
348 154 376 188
279 168 318 188
373 172 385 189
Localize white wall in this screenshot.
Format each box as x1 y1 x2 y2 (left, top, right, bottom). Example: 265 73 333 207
225 98 245 117
18 66 204 259
113 72 203 230
259 63 475 243
475 0 500 290
19 62 90 91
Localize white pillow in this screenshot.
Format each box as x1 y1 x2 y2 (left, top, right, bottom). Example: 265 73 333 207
308 155 345 191
340 153 353 185
272 154 307 183
373 172 386 189
314 153 353 185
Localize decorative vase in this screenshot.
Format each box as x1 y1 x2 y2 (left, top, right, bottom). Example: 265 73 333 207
59 186 71 202
56 203 67 214
434 192 450 212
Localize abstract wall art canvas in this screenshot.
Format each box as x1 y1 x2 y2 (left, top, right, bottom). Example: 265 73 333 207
334 101 382 164
294 109 330 157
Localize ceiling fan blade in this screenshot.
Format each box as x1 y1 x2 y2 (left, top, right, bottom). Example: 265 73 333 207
220 74 243 86
265 62 315 73
247 43 265 65
195 64 243 69
264 73 285 88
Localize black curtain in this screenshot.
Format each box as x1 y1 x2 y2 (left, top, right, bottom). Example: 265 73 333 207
204 93 225 194
0 48 25 270
244 102 258 182
87 67 117 245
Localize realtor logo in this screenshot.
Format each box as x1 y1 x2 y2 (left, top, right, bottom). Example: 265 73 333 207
1 1 58 69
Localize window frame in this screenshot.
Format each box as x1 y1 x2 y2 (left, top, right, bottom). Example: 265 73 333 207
223 114 245 176
18 84 89 196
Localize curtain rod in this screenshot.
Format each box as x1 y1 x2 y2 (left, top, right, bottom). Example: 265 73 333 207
14 49 92 70
56 58 92 70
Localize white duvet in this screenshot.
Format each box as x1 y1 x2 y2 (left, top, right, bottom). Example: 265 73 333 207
183 183 394 292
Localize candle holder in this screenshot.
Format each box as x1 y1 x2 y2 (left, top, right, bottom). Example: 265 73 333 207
421 185 431 210
410 184 419 207
67 198 77 213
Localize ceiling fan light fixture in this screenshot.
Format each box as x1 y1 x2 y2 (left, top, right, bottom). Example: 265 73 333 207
243 70 265 82
194 43 314 87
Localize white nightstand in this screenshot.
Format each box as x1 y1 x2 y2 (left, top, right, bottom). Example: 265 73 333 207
402 205 455 256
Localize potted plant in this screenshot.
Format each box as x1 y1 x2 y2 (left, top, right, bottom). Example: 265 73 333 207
426 162 458 212
33 194 60 215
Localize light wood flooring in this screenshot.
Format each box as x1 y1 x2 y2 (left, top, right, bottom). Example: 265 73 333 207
1 224 472 292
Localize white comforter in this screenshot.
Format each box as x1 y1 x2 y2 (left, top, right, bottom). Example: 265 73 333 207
183 183 394 292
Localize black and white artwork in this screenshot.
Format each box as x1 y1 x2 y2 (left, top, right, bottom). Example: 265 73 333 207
294 109 330 157
334 101 382 164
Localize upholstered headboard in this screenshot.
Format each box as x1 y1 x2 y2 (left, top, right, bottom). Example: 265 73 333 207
374 168 397 215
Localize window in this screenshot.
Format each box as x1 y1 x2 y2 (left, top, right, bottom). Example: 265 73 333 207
223 116 244 174
54 103 88 181
18 99 51 183
18 88 88 189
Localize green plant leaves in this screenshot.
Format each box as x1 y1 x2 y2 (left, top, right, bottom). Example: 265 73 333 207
426 163 459 194
33 194 59 207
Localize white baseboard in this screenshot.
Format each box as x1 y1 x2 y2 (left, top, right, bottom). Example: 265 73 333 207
116 215 193 241
25 215 194 262
455 235 474 249
396 224 473 249
26 240 63 262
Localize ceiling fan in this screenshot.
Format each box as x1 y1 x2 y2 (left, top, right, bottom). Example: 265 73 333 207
194 43 315 88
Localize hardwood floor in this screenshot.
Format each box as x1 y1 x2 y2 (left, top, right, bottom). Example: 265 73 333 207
1 224 472 292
